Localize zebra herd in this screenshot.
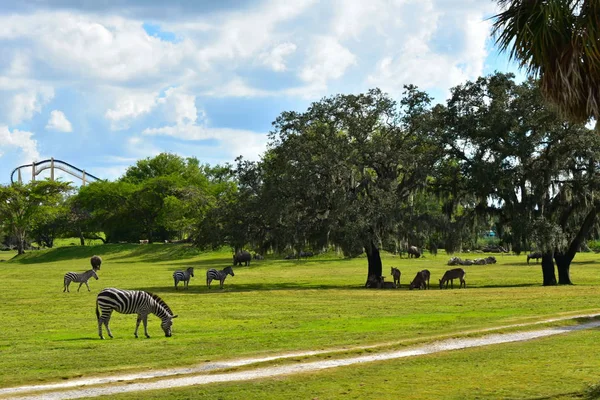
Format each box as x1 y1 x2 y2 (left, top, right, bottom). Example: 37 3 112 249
62 255 236 339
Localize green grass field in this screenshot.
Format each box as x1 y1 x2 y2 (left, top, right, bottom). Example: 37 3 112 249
1 244 600 399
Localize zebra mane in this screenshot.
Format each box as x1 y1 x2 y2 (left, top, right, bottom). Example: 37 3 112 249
146 291 174 316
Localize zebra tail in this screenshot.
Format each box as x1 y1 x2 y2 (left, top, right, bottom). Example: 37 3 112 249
95 300 100 321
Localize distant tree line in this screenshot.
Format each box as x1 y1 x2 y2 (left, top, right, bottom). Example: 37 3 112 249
1 73 598 285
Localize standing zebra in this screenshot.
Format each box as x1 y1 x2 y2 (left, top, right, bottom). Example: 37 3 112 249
63 269 99 292
96 288 177 339
206 266 235 289
173 267 194 290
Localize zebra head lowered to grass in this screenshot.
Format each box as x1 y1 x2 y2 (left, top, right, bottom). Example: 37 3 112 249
63 269 99 293
206 266 235 289
173 267 194 290
96 288 178 339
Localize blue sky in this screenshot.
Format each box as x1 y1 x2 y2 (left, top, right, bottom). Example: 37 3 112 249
0 0 524 185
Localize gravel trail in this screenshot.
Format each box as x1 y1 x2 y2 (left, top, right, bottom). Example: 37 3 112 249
2 314 599 400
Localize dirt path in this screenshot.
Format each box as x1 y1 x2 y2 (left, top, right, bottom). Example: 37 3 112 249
2 314 600 400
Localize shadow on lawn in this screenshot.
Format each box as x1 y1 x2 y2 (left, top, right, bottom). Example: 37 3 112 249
131 282 369 294
10 244 213 265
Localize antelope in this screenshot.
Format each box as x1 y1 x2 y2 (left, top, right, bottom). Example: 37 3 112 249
409 269 430 290
390 267 401 288
439 268 466 289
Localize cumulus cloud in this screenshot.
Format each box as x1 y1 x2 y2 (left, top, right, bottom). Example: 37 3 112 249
142 124 268 161
259 42 297 72
46 110 73 132
5 87 54 125
0 125 40 162
105 86 199 129
300 36 356 85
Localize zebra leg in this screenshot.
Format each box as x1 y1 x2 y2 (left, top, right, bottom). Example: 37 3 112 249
64 281 69 292
143 316 150 338
98 317 104 339
174 278 178 290
99 315 113 339
105 319 113 338
77 282 83 292
134 316 142 338
85 281 91 292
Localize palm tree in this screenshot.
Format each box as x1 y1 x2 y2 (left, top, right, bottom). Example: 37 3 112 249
492 0 600 123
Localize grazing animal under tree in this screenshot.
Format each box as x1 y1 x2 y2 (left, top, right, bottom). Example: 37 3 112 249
381 281 396 289
63 269 99 292
439 268 466 289
527 251 542 264
419 269 431 289
390 267 401 288
233 251 251 266
206 266 235 289
90 255 102 271
407 246 421 258
173 267 194 290
96 288 177 339
410 270 430 290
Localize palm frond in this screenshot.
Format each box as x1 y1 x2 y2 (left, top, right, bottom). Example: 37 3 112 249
492 0 600 122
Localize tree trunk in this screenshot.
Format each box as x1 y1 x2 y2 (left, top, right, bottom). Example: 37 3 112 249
554 205 598 285
79 230 85 246
554 253 573 285
541 252 557 286
365 240 382 286
16 231 26 255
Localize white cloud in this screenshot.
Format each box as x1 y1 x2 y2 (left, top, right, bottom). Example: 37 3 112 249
158 87 198 125
142 124 268 161
105 86 199 129
6 87 54 125
105 90 160 129
259 42 297 72
0 125 40 162
365 1 496 97
46 110 73 132
300 36 356 85
204 77 271 98
0 13 193 84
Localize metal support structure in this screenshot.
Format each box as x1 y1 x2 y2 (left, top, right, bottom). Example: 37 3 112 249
10 159 102 185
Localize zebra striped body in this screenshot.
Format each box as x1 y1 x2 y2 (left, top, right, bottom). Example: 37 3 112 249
96 288 177 339
63 269 98 292
173 267 194 290
206 266 235 289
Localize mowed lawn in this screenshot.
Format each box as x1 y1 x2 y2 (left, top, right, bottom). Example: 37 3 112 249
1 244 600 396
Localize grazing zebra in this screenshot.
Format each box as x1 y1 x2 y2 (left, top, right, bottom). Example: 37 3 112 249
173 267 194 290
96 288 177 339
63 269 99 293
206 266 235 289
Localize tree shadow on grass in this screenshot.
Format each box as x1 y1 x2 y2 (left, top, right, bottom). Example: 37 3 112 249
11 244 131 264
10 244 213 265
130 282 369 294
472 283 541 289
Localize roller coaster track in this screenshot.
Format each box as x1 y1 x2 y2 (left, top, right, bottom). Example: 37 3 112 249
10 158 102 185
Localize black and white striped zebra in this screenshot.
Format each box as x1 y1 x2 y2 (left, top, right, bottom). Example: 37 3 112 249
173 267 194 290
206 266 235 289
63 269 98 292
96 288 178 339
